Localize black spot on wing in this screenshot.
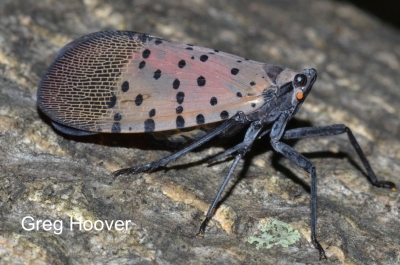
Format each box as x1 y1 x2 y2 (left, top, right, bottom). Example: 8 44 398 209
138 61 146 69
154 69 161 80
178 60 186 68
176 92 185 104
220 111 229 120
173 79 180 89
200 55 208 62
176 106 183 114
121 81 129 92
196 114 205 125
112 122 121 133
197 76 206 86
210 97 217 106
108 95 117 108
176 116 185 128
114 113 122 121
144 119 155 132
135 94 143 106
142 49 151 58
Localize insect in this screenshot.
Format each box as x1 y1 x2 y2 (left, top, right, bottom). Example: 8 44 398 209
37 30 396 259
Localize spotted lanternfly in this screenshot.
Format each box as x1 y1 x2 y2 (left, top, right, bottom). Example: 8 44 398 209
38 30 396 259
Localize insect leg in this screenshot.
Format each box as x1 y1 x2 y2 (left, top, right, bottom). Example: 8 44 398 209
208 126 272 164
270 139 326 259
197 153 242 236
207 143 244 164
197 121 263 236
113 112 247 177
270 114 326 259
282 124 396 189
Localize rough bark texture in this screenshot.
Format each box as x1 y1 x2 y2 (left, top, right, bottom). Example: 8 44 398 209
0 0 399 264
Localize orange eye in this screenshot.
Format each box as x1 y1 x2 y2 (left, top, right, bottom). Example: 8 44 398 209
296 91 303 100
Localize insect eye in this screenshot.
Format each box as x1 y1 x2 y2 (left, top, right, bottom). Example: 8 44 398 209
294 74 307 87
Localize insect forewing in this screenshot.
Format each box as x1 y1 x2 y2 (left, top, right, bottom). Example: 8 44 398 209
38 31 277 133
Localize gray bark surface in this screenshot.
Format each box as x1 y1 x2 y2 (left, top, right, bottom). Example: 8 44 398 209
0 0 399 264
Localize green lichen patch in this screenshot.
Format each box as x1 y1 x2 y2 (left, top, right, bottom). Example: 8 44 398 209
248 219 301 250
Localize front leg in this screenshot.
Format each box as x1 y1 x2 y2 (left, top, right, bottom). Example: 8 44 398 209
270 139 326 259
269 114 326 259
198 121 264 236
